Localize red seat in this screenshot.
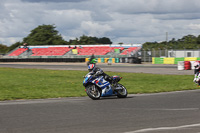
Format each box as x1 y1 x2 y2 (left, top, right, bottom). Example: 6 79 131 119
9 48 28 56
77 46 122 55
31 47 72 56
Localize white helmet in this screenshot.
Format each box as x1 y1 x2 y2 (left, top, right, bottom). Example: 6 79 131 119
194 61 200 69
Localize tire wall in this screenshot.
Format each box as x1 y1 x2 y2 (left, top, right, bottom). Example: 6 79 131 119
152 57 200 70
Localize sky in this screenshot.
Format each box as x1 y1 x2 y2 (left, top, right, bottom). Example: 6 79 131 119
1 0 200 46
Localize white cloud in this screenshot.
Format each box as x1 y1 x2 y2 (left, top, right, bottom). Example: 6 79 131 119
1 0 200 46
81 21 113 36
188 23 200 30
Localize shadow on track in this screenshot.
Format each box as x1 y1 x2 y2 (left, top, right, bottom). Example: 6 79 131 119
96 95 134 100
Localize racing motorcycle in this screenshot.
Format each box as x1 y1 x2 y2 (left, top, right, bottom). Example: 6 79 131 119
83 72 128 100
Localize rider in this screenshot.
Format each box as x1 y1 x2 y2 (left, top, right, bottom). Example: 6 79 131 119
88 63 114 85
193 61 200 85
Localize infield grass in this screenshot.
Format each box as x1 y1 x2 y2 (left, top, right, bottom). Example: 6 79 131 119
0 67 198 100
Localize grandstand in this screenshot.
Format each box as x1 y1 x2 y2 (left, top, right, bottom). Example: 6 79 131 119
1 45 141 64
8 48 28 56
6 44 141 58
1 44 142 63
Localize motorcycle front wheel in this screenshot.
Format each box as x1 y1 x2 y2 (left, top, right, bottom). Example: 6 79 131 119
86 85 101 100
116 83 128 98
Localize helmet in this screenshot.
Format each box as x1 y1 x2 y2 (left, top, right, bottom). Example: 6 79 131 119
194 61 200 69
88 64 95 71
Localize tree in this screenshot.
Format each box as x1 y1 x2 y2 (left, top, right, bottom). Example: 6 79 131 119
68 35 112 45
197 35 200 44
79 35 96 45
23 24 67 45
98 37 112 44
142 34 200 50
0 44 9 54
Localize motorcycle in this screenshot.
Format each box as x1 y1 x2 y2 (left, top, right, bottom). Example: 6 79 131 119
83 72 128 100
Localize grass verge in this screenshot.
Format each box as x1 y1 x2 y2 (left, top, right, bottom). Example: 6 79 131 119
0 67 198 100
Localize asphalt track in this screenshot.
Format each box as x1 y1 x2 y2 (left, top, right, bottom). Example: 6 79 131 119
0 62 194 75
0 62 199 133
0 91 200 133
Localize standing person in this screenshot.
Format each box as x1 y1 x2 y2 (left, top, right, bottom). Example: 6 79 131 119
23 43 28 49
22 43 30 52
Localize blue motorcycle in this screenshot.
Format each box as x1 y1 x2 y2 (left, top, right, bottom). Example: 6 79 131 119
83 72 128 100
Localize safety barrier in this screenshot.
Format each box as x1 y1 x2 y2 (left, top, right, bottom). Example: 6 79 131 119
177 61 192 70
0 57 141 63
85 57 141 64
177 61 184 70
163 58 175 64
184 61 191 70
152 57 200 64
152 57 200 70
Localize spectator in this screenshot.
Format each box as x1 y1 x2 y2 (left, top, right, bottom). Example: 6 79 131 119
23 43 30 52
23 43 28 49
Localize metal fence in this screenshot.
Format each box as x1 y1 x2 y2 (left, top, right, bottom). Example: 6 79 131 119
137 49 200 62
139 50 168 62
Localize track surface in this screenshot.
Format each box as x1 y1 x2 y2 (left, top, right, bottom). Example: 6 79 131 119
0 62 193 75
0 62 199 133
0 91 200 133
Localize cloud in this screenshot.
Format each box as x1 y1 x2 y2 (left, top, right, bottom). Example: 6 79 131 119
1 0 200 46
81 21 113 36
110 0 200 14
21 0 88 3
154 13 200 20
188 24 200 30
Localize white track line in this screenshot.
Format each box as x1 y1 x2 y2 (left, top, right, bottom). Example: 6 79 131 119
150 108 199 111
125 123 200 133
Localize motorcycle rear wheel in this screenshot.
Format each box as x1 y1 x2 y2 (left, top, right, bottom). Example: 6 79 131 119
116 84 128 98
86 85 101 100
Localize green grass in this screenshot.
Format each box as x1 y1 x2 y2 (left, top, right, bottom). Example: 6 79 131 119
0 67 198 100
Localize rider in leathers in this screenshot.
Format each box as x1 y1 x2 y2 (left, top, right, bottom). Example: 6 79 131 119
88 64 113 84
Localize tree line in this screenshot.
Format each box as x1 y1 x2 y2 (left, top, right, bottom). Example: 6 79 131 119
142 34 200 50
0 24 112 54
1 24 200 54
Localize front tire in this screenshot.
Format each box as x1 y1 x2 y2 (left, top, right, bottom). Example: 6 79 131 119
86 85 101 100
116 84 128 98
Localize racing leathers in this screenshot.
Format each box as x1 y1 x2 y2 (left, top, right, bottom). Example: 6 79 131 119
90 66 113 84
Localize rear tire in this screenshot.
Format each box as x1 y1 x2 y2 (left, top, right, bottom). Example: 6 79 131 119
116 84 128 98
86 85 101 100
